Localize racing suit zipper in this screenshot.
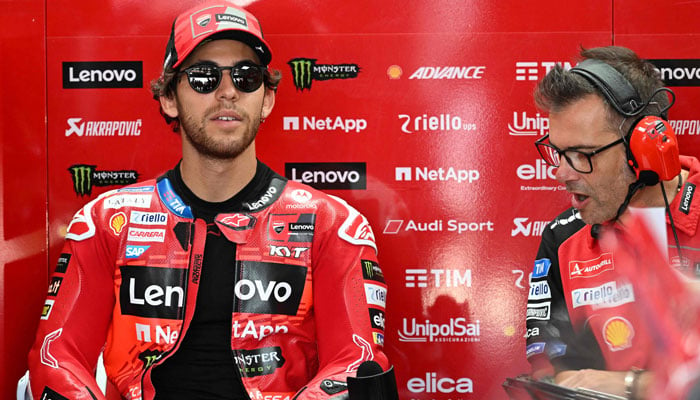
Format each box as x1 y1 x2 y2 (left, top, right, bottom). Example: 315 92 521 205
230 254 252 400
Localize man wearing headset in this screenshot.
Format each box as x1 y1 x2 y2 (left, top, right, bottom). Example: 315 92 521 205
25 2 390 399
525 46 700 399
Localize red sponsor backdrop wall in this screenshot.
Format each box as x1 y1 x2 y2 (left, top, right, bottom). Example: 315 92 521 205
2 1 699 399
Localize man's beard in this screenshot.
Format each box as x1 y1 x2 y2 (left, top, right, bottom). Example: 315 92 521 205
179 105 260 160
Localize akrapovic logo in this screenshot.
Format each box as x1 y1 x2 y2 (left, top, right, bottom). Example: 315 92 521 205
119 266 187 320
648 59 700 86
285 162 366 190
65 117 142 137
63 61 143 89
234 261 307 316
288 58 360 91
68 164 139 197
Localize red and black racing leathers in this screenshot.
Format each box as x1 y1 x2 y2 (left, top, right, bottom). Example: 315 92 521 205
28 162 389 400
526 156 700 377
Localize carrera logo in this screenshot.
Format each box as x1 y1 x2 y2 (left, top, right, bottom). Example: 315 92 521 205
234 261 307 316
127 227 166 243
569 253 614 279
119 266 187 320
285 162 366 190
63 61 143 89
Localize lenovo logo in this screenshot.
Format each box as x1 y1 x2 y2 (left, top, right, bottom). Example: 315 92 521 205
63 61 143 89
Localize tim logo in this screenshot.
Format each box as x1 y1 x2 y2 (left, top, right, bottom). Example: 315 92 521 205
68 164 138 197
515 61 573 81
288 58 360 91
234 261 307 315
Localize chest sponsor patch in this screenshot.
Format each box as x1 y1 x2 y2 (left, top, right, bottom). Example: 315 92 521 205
532 258 551 279
526 302 550 320
528 280 550 300
233 346 286 377
603 316 634 352
569 253 614 279
119 266 187 320
235 261 307 316
571 281 635 309
679 182 695 215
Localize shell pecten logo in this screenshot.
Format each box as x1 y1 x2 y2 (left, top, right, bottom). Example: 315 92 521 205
387 65 403 79
109 212 127 236
603 316 634 352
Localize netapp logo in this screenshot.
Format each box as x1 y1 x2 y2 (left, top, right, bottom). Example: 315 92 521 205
282 116 367 133
395 166 480 183
648 59 700 86
63 61 143 89
285 162 366 190
119 266 187 320
234 261 307 315
516 61 573 81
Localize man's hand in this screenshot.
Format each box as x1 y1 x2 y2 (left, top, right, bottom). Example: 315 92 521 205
555 369 652 399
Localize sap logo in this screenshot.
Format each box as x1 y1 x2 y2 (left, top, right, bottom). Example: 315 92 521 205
119 266 187 319
125 245 150 259
234 262 307 316
405 268 472 288
65 118 142 137
517 160 557 181
130 211 167 225
511 218 548 237
135 323 179 344
407 372 473 394
269 245 309 258
233 319 289 339
394 166 480 183
525 327 540 339
286 162 366 190
509 111 549 136
398 113 477 134
364 283 387 308
408 66 485 80
515 61 573 81
63 61 142 89
282 116 367 133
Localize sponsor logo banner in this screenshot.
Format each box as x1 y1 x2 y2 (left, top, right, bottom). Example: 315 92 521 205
119 266 187 319
361 259 385 283
63 61 143 89
399 317 480 343
405 268 471 288
369 308 386 331
679 182 695 215
130 211 168 225
532 259 551 279
282 116 367 133
603 316 634 351
515 61 573 81
528 280 550 300
234 261 307 316
68 165 138 196
569 253 614 279
648 59 700 86
55 253 71 273
526 301 551 320
512 217 549 237
233 346 286 377
125 245 150 259
286 162 366 190
268 213 315 242
571 281 635 309
395 166 480 183
398 113 477 134
407 372 473 394
47 277 63 297
65 117 142 137
288 58 360 91
383 219 494 235
526 342 545 358
127 227 166 243
509 111 549 136
135 323 179 344
407 65 485 80
364 283 387 308
104 194 152 210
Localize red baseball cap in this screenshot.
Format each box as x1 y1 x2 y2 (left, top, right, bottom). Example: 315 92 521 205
162 1 272 70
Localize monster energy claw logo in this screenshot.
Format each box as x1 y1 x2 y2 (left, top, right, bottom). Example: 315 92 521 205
361 259 384 283
288 58 361 91
69 164 139 196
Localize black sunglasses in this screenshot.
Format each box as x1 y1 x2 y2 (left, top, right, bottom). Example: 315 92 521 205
534 134 625 174
180 61 267 94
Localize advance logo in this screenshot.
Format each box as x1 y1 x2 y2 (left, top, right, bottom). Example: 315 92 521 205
63 61 143 89
285 162 366 190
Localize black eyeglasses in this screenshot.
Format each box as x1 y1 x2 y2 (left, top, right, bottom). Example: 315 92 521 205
534 134 625 174
180 61 267 94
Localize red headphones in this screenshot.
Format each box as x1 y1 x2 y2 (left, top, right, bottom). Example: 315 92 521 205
570 59 680 185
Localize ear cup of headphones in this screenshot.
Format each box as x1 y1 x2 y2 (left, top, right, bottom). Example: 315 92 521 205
627 115 681 182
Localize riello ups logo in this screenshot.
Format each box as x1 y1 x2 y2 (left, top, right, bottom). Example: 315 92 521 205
68 164 139 196
63 61 143 89
287 58 360 91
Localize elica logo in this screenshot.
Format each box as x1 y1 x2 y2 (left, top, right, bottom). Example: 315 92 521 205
235 261 307 316
511 217 549 237
119 266 187 320
63 61 143 89
369 308 386 330
517 159 557 180
398 114 477 134
648 59 700 86
515 61 573 81
282 116 367 133
408 372 473 394
509 111 549 136
285 162 366 190
395 166 480 184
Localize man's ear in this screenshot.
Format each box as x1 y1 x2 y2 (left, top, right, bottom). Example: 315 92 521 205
160 94 179 119
261 87 276 120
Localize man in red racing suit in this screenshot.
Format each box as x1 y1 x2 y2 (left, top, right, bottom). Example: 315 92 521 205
28 161 389 400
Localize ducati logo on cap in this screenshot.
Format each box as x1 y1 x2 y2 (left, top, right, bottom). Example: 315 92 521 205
196 15 211 27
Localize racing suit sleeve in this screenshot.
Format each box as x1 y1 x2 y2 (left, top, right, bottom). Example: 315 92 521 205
27 202 116 400
293 198 390 399
526 213 605 378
